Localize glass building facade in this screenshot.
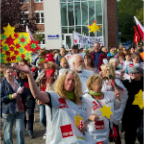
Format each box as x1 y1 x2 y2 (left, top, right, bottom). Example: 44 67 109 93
60 0 103 41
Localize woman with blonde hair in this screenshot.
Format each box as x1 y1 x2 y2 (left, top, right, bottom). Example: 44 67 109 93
14 64 96 144
100 63 128 144
83 74 122 144
109 58 119 70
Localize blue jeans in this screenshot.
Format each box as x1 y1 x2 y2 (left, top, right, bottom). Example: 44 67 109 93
39 105 46 128
2 112 25 144
28 99 35 134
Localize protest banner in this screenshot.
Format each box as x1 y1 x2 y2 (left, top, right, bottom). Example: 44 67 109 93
73 31 103 47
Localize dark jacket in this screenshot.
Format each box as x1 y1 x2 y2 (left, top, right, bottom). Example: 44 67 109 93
0 78 29 114
90 51 107 71
55 54 64 66
122 78 143 131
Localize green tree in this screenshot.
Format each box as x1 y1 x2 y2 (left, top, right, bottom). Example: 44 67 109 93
136 7 144 25
33 31 43 43
118 0 143 42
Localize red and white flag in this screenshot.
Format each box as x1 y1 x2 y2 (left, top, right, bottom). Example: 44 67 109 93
134 26 140 46
134 16 144 41
26 25 34 41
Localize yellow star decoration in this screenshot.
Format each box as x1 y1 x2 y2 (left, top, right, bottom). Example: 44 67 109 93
77 136 86 141
73 113 83 127
132 89 144 110
100 105 113 119
87 21 102 34
3 24 15 37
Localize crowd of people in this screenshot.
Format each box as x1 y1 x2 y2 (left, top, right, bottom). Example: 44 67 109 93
0 42 143 144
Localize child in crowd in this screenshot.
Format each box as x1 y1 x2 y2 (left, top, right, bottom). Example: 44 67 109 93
107 46 118 58
118 51 125 70
125 53 143 74
59 57 69 70
123 53 132 69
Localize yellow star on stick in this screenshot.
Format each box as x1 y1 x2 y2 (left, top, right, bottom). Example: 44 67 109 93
3 24 15 37
100 105 113 119
87 21 102 34
73 113 83 127
132 89 144 110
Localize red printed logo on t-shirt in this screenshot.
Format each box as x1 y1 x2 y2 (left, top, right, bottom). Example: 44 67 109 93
129 63 134 67
92 101 100 110
60 124 73 138
67 55 71 60
58 98 69 109
95 120 105 130
120 62 123 66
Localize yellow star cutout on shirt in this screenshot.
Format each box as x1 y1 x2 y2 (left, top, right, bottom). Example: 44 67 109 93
73 113 83 127
100 105 113 119
87 21 102 34
132 89 144 110
3 24 15 37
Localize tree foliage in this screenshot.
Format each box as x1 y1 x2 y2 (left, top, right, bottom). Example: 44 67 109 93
33 31 43 43
1 0 38 33
136 7 144 25
118 0 143 42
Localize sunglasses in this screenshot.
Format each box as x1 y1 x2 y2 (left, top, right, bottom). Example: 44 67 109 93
131 72 138 74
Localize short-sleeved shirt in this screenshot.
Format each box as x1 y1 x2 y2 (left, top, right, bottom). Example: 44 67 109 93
45 91 96 144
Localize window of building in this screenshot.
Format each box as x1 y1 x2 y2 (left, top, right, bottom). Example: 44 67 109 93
60 0 103 37
34 0 43 2
20 11 29 25
35 11 44 24
24 0 28 3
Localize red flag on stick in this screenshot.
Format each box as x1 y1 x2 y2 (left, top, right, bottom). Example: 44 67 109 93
134 16 144 41
134 26 140 47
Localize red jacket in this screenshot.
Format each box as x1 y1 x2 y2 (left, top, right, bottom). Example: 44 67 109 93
90 51 107 71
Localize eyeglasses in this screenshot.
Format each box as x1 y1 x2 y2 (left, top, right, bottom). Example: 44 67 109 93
131 73 138 75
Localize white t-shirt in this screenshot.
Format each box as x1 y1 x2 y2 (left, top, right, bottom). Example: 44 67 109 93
101 79 128 125
83 92 122 143
45 91 95 144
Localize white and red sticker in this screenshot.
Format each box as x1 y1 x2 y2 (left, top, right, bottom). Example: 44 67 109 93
58 98 69 109
92 101 100 110
95 120 105 130
129 63 134 67
60 124 73 138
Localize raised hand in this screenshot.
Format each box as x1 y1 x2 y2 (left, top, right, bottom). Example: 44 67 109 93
14 64 31 74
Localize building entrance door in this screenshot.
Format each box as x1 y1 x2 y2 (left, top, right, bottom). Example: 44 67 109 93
64 34 73 49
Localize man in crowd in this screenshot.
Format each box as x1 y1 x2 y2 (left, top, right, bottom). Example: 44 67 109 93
0 66 29 143
91 42 107 70
70 54 94 93
90 42 107 71
31 51 38 65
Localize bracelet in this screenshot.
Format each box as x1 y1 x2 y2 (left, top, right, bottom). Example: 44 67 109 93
9 94 13 100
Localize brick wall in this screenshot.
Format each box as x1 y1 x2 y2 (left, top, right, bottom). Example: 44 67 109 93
23 0 44 32
107 0 118 48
